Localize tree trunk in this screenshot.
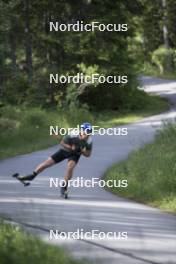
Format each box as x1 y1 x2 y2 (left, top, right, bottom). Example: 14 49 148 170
24 0 33 83
162 0 172 72
9 24 17 72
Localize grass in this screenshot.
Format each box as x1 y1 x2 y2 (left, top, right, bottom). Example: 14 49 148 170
96 95 168 127
104 124 176 213
0 221 86 264
142 62 176 80
0 94 168 159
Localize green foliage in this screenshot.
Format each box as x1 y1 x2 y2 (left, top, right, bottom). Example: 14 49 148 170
105 124 176 213
152 46 175 74
0 105 95 158
22 108 47 127
0 0 142 110
77 78 163 111
1 0 176 108
0 118 20 134
0 221 85 264
64 104 94 127
141 61 176 79
132 1 176 75
0 98 168 159
77 63 99 79
0 106 55 158
165 0 176 47
4 74 30 105
65 84 80 108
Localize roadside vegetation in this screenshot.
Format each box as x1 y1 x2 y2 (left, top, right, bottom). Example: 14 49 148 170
142 61 176 80
0 221 86 264
0 94 168 160
1 1 175 160
104 124 176 213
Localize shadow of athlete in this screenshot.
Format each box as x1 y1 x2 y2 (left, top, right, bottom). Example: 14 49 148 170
16 123 93 194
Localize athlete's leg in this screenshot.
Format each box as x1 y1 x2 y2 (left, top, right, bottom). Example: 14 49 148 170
34 157 55 174
61 160 77 195
18 157 55 181
64 160 77 184
60 154 80 195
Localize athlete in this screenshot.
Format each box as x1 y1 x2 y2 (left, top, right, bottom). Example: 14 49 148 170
14 122 93 196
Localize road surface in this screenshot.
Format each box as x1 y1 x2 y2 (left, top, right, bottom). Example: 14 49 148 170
0 76 176 264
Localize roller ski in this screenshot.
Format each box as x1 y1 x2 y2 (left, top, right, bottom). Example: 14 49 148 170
60 184 68 199
12 171 37 186
12 173 30 186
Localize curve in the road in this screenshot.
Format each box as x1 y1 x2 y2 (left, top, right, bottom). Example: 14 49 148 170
0 76 176 264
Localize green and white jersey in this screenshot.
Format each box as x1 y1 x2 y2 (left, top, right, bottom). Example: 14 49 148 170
61 132 93 153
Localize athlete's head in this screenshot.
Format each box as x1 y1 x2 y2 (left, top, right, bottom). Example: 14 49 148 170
80 122 92 138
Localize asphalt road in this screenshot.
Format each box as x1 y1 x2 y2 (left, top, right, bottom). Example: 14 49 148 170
0 76 176 264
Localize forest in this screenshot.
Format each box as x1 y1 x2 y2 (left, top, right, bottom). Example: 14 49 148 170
0 0 175 111
0 0 176 158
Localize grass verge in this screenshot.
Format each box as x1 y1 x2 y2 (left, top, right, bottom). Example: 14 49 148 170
0 94 168 160
104 124 176 213
142 62 176 80
0 220 85 264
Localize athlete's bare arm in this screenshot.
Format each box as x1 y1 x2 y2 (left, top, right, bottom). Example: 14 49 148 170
60 140 76 151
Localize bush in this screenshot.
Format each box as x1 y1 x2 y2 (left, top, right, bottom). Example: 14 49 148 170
0 118 20 134
0 105 22 119
152 46 175 73
0 221 85 264
66 104 94 126
4 74 30 105
22 108 47 127
77 77 154 112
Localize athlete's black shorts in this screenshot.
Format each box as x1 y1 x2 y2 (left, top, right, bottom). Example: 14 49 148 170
51 149 81 164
